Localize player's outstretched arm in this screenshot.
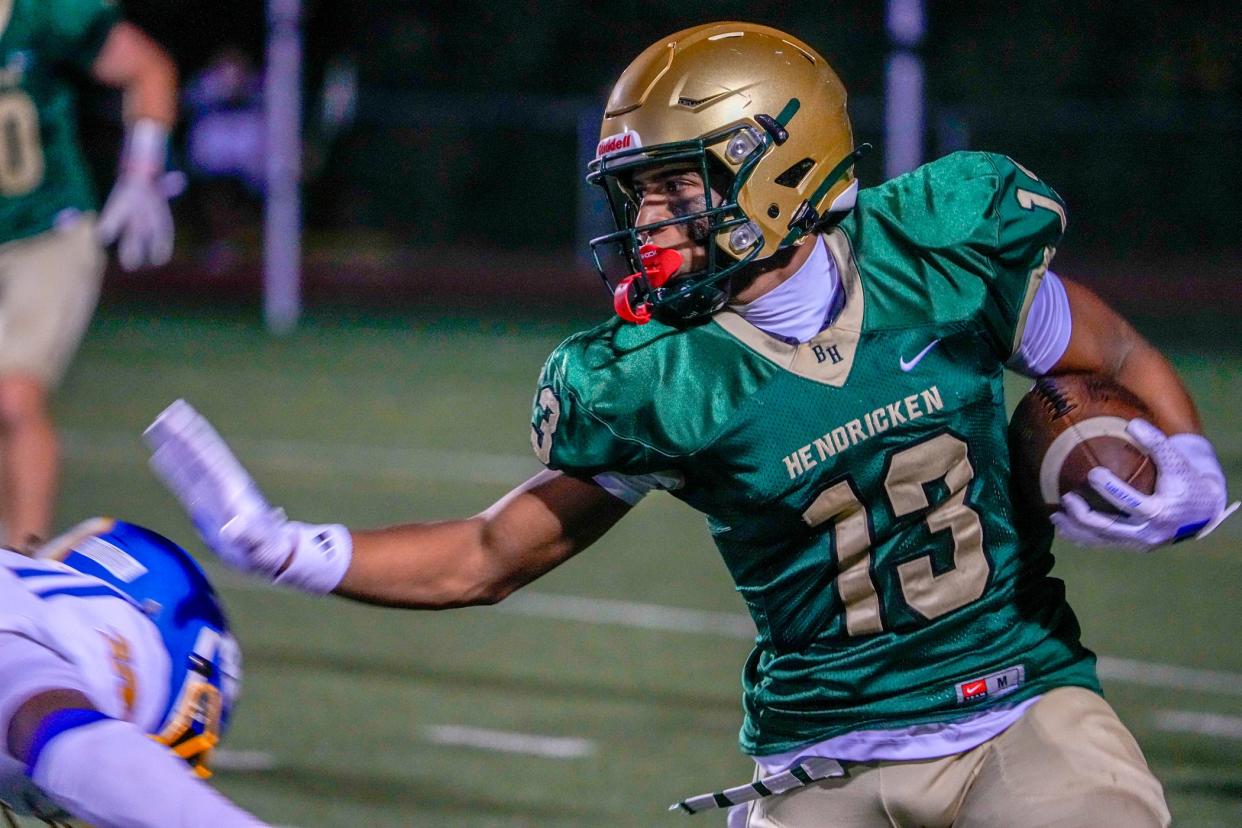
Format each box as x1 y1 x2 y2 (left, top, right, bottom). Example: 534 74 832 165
145 401 633 608
338 470 632 608
2 640 268 827
1045 279 1235 549
92 22 181 271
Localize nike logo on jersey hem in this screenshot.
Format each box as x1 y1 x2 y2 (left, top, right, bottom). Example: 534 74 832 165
899 339 940 372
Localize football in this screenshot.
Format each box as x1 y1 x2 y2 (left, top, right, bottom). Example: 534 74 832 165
1008 373 1157 517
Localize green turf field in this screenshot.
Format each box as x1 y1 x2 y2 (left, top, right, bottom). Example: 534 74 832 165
26 304 1242 827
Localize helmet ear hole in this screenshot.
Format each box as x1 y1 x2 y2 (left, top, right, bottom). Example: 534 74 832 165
775 158 816 188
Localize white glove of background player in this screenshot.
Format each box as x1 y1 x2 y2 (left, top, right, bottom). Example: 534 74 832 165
97 119 182 271
144 399 352 593
1051 419 1238 551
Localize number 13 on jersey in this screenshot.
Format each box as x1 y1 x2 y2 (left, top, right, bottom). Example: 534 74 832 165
803 433 989 636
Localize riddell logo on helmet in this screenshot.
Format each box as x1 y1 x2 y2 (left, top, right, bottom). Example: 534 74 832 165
596 130 642 159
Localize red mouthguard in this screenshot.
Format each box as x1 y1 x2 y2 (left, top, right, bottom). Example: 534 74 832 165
638 244 682 288
613 244 682 324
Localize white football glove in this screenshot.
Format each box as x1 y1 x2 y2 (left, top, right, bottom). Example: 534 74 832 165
97 119 182 271
143 399 352 593
1051 419 1238 552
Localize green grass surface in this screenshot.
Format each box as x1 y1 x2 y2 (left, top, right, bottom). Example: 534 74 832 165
23 304 1242 826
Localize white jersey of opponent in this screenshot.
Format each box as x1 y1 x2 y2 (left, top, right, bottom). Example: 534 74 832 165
0 548 173 818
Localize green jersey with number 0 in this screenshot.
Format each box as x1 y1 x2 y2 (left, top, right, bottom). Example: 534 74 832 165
531 151 1100 756
0 0 120 244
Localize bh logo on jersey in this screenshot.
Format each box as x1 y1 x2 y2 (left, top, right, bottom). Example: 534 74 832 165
954 665 1026 704
811 343 844 365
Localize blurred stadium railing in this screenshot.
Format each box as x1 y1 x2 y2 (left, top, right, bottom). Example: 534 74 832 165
85 86 1242 318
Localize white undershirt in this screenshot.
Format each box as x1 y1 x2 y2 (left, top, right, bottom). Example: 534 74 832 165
728 235 841 343
727 233 1072 369
752 695 1042 775
1008 269 1071 376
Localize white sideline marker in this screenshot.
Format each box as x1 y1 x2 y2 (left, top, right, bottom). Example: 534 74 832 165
425 725 596 759
211 749 278 772
1153 710 1242 740
216 571 1242 702
1096 657 1242 698
502 591 757 639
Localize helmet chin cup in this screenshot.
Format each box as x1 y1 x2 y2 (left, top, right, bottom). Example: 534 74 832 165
613 273 652 324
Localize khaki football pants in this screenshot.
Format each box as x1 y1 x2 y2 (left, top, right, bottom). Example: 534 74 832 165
742 687 1170 828
0 218 105 387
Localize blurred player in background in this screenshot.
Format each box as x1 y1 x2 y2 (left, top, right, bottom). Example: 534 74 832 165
144 22 1236 828
184 45 264 275
0 1 178 549
0 517 266 826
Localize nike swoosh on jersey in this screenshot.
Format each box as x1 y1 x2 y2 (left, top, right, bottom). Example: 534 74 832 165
899 339 941 372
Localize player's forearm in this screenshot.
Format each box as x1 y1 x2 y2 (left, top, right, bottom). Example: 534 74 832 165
333 472 627 609
123 60 178 127
1109 338 1202 435
92 22 178 127
336 518 529 609
1055 278 1202 435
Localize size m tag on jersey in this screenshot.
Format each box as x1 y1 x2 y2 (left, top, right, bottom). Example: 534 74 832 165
955 665 1026 704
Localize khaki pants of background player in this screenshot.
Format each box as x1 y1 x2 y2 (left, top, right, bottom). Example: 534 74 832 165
0 218 105 387
743 687 1170 828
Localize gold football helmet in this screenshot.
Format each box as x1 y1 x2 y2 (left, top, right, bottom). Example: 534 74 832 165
587 21 861 324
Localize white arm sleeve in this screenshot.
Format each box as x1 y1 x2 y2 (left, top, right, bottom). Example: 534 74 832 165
1008 270 1072 377
591 471 684 506
31 718 270 828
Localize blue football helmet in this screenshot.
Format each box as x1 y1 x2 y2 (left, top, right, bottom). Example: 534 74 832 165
40 518 242 778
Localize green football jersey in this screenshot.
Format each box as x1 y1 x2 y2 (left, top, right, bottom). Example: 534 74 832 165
0 0 120 244
532 151 1101 756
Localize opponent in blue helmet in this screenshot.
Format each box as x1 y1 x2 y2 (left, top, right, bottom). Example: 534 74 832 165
0 518 263 826
48 517 242 777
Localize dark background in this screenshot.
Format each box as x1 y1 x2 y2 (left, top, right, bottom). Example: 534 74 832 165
87 1 1242 310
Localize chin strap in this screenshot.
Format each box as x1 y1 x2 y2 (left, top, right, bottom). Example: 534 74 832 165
613 244 683 324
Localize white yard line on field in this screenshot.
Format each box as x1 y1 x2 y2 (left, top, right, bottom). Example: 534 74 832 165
1153 710 1242 740
64 427 1242 699
60 420 1242 484
61 428 539 486
424 725 596 759
211 749 279 772
220 570 1242 701
1095 656 1242 698
500 590 757 638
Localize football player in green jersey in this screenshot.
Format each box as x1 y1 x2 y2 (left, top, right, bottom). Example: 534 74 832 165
0 0 177 549
143 22 1235 828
